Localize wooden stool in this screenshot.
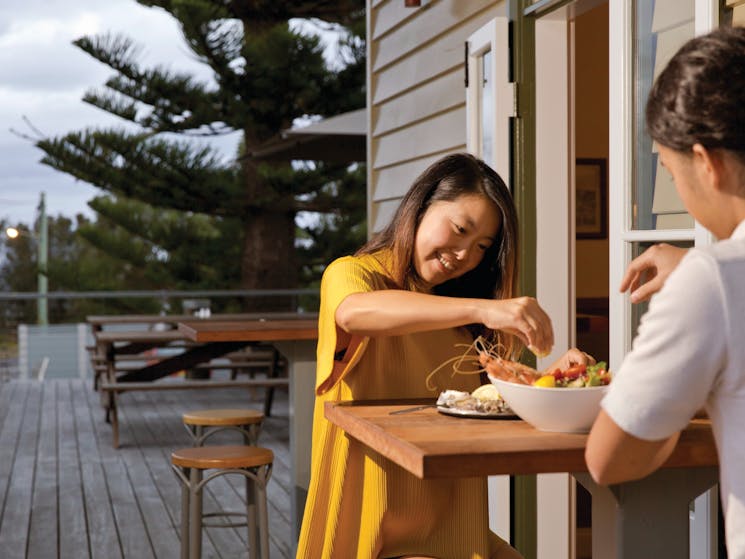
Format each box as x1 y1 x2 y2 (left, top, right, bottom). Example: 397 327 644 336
182 409 264 447
171 445 273 559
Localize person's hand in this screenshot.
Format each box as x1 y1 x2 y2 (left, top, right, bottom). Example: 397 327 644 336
544 348 596 374
480 297 554 356
619 243 688 303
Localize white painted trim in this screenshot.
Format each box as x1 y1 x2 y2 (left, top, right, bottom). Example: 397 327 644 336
690 4 720 556
535 18 572 396
693 0 718 251
608 0 633 363
621 229 696 242
535 14 573 559
537 474 575 559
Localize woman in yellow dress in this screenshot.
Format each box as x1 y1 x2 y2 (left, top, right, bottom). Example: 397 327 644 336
297 153 590 559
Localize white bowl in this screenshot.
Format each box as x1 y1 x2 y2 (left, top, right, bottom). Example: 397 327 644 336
490 376 608 433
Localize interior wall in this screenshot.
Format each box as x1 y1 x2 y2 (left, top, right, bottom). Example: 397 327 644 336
574 3 609 303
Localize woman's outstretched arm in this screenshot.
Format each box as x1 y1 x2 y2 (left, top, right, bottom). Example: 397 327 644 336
335 290 554 354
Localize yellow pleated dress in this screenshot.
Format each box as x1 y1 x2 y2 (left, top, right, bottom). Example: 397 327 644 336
296 251 510 559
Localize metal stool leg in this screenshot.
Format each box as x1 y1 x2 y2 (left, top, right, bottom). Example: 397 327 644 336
245 474 259 559
189 468 203 559
180 467 190 559
185 422 261 447
256 467 270 559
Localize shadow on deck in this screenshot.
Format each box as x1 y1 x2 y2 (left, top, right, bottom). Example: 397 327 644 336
0 378 292 559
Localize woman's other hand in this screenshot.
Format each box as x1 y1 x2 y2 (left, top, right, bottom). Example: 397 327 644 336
619 243 688 303
544 348 596 374
480 297 554 356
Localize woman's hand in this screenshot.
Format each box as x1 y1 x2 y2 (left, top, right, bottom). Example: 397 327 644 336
544 348 596 374
619 243 688 303
479 297 554 356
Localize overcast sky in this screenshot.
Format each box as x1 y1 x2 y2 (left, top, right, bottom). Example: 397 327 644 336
0 0 241 227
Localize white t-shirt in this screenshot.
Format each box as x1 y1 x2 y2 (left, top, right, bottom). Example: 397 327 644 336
602 219 745 557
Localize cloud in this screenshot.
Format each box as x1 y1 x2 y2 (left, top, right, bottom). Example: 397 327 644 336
0 0 233 226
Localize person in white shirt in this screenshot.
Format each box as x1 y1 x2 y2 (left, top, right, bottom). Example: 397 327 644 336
585 26 745 558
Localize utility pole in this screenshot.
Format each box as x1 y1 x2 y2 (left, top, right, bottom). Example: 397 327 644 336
37 192 48 326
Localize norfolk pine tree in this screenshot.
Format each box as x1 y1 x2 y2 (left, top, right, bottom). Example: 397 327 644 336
34 0 366 306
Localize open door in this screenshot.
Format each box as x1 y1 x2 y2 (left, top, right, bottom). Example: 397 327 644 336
465 11 514 545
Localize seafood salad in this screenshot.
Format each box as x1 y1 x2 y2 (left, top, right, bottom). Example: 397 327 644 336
532 362 611 388
425 334 610 391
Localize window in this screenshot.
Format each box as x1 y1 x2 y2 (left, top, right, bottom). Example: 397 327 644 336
611 2 724 556
466 17 513 186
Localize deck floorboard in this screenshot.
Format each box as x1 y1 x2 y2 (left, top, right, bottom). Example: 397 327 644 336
0 378 292 559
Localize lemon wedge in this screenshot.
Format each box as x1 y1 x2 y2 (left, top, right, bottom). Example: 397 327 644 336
533 374 556 388
472 383 501 401
528 345 552 358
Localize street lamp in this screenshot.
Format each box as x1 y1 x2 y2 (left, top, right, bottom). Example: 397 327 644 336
4 192 48 326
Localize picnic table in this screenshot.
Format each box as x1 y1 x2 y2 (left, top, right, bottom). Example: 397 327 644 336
86 311 314 332
89 313 316 448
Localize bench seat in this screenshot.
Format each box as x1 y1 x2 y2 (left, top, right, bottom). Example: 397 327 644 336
101 377 289 448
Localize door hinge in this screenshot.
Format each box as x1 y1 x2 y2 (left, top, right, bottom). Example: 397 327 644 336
508 82 518 118
464 40 469 88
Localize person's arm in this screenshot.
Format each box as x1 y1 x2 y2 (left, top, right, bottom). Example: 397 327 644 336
619 243 688 303
585 409 680 485
335 290 554 354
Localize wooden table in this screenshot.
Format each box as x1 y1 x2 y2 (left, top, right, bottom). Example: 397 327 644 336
325 401 720 559
178 317 318 548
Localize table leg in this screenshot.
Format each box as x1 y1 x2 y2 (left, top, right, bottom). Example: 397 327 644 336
573 467 718 558
274 339 316 554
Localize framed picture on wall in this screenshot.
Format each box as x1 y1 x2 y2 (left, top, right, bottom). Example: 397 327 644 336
576 158 607 239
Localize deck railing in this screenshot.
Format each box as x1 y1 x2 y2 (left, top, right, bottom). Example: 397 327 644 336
0 288 320 381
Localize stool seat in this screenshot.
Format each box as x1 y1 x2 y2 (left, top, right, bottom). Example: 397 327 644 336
182 408 264 447
172 445 273 470
183 408 264 426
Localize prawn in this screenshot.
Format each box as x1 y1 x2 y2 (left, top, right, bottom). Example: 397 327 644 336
474 336 541 385
425 335 541 391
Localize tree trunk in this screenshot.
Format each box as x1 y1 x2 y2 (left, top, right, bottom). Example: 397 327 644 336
240 210 297 311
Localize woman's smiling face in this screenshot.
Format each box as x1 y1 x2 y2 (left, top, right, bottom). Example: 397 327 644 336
413 194 501 288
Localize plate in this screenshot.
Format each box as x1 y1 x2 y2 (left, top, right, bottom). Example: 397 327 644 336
436 405 517 419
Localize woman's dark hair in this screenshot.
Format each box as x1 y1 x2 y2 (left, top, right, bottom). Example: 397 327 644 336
646 26 745 160
358 152 520 351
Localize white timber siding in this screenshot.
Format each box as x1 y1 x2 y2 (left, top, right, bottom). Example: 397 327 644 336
367 0 505 233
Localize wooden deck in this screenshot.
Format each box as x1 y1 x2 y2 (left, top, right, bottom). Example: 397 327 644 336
0 378 293 559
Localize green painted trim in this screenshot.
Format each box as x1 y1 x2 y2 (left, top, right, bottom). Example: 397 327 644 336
513 474 538 559
524 0 575 17
512 2 537 313
510 3 537 559
511 0 536 302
